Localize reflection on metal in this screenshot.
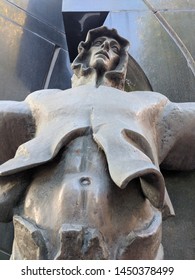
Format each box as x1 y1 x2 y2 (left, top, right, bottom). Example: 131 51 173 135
125 55 152 91
0 0 71 101
143 0 195 77
0 249 10 260
144 0 195 10
44 47 61 89
8 0 66 32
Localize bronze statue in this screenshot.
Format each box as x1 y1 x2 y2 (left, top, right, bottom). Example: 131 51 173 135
0 26 195 259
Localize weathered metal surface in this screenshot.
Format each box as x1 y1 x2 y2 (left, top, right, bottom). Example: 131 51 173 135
8 0 66 32
145 0 195 10
0 0 194 260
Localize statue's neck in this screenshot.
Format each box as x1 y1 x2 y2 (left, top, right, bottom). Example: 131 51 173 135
71 69 97 88
71 68 125 90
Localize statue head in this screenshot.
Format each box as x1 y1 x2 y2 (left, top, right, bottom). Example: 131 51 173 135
88 36 121 73
71 26 130 90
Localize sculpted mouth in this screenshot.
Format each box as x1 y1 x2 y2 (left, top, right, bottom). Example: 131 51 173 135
95 51 109 60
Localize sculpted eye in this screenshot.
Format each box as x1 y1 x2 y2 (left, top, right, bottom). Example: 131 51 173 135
112 45 119 54
93 40 103 46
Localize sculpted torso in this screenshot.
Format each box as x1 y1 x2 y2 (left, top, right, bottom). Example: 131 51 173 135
11 85 163 259
23 134 157 260
1 26 195 260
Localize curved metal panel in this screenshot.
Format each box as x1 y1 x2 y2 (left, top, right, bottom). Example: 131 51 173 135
104 10 195 102
0 0 70 101
0 15 55 100
145 0 195 10
7 0 65 32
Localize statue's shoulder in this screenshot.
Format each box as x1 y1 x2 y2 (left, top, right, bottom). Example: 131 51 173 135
25 86 90 103
25 89 63 102
128 90 168 99
98 86 169 104
127 90 169 105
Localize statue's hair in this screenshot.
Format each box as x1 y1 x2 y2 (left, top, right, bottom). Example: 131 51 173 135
77 26 129 53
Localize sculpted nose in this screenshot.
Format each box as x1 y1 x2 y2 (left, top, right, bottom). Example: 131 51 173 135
102 41 109 51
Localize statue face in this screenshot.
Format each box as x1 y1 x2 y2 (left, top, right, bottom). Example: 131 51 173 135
88 36 121 72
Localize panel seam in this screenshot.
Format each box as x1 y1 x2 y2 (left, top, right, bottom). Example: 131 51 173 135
143 0 195 77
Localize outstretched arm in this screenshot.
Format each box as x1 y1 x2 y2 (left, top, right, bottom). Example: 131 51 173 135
157 101 195 170
0 100 34 222
0 100 34 164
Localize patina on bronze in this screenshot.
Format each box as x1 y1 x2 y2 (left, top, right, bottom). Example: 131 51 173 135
0 26 195 260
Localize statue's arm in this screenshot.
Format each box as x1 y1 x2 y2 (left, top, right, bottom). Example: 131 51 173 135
0 100 34 165
158 102 195 170
0 100 34 222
